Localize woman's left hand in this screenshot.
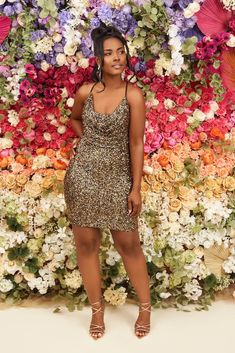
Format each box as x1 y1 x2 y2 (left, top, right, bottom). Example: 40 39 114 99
127 189 142 217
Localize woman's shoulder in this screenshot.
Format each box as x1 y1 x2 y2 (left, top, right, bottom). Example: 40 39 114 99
75 82 96 102
126 81 145 102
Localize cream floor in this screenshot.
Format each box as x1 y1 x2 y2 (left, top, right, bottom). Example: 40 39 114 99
0 286 234 353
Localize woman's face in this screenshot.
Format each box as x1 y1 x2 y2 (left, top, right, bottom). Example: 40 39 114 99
97 37 127 76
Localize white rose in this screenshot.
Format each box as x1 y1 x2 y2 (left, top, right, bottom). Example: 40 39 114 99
169 115 176 121
143 165 153 174
206 110 214 120
64 42 77 56
227 34 235 47
56 53 67 66
57 125 66 134
0 137 13 151
41 60 50 72
61 87 68 98
193 109 206 121
184 2 200 18
53 33 62 43
66 97 74 107
43 132 51 141
210 101 219 112
78 57 89 68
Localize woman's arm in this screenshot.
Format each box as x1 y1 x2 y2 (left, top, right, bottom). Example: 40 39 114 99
70 84 90 138
127 85 146 216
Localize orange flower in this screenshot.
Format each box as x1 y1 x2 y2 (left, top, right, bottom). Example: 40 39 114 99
53 159 67 170
190 140 202 150
202 150 214 165
36 147 47 155
15 154 28 165
46 149 56 158
157 155 169 167
210 127 225 140
0 157 8 168
217 167 229 178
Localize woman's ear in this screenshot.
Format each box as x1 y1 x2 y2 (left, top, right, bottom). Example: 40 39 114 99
95 56 101 67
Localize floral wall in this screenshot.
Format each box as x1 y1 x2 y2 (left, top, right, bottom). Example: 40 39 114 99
0 0 235 311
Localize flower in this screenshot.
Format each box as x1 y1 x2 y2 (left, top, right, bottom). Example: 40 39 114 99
0 278 14 293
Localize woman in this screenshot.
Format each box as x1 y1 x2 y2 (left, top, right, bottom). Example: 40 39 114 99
63 21 151 340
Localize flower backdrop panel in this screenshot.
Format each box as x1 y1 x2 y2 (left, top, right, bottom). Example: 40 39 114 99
0 0 235 312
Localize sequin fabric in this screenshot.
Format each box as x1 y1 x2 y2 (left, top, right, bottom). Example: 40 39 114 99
63 82 138 231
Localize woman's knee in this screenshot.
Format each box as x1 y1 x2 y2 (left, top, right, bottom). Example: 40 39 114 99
114 238 142 257
73 226 101 255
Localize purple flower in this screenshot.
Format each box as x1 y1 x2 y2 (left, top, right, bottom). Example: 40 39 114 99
97 4 112 23
58 10 73 26
34 52 45 61
13 2 23 14
3 5 15 16
90 17 100 29
30 30 46 42
53 43 64 53
133 0 151 5
178 0 192 9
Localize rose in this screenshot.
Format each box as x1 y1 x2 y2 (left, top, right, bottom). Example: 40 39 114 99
5 174 16 189
55 170 66 181
169 198 182 212
178 186 191 201
222 176 235 191
24 181 42 198
14 273 23 284
42 176 54 189
16 174 28 186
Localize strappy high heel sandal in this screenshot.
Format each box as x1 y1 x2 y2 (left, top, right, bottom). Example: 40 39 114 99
134 301 151 338
89 298 105 340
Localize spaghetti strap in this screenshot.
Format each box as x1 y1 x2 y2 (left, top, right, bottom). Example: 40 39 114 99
125 80 128 98
89 82 98 94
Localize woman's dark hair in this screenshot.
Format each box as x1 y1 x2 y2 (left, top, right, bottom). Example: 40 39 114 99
90 21 138 93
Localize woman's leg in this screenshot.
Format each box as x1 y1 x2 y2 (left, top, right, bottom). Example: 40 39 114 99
110 229 151 337
72 225 104 338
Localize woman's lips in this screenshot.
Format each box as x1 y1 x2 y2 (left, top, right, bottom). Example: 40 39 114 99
112 64 122 68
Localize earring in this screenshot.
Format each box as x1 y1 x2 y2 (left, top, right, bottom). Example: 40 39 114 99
97 65 102 81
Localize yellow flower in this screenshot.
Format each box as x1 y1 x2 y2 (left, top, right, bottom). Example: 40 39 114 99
169 198 182 212
16 174 28 187
178 185 192 201
222 176 235 191
55 170 66 181
25 181 42 198
42 176 54 189
5 174 16 189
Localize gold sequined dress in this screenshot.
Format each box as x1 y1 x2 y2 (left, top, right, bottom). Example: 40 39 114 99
63 81 138 231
